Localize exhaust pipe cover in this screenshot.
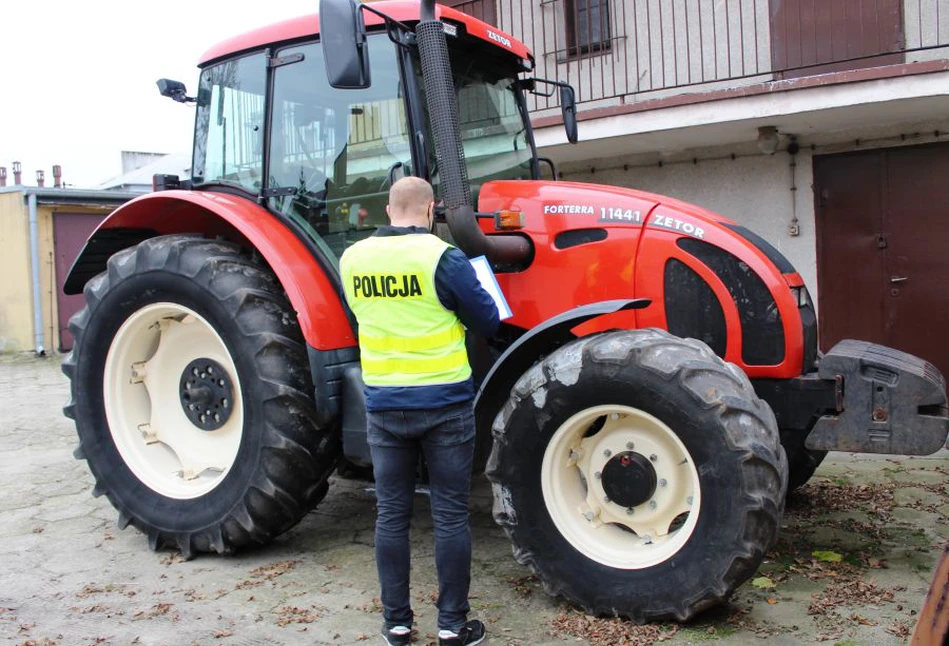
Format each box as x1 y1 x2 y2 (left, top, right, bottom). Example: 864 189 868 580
415 4 530 264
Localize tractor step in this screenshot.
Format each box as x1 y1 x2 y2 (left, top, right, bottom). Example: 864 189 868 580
806 340 949 455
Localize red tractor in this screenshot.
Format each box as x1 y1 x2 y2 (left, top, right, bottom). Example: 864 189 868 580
62 0 949 622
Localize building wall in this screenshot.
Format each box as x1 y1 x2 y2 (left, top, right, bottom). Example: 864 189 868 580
0 193 33 351
0 191 108 353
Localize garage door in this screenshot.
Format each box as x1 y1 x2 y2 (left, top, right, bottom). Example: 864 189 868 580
814 142 949 378
54 213 105 351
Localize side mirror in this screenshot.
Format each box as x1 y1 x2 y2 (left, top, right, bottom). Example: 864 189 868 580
319 0 371 89
559 85 578 144
156 79 195 103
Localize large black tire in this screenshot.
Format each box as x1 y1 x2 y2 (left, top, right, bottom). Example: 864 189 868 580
486 329 788 622
63 235 340 557
781 422 827 491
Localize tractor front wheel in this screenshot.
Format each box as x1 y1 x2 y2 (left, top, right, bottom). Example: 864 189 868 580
63 235 339 556
486 329 788 622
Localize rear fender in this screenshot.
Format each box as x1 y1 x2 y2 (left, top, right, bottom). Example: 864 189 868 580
63 190 355 351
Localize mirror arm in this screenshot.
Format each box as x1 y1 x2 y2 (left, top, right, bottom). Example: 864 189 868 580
357 2 416 46
525 76 573 98
538 157 558 180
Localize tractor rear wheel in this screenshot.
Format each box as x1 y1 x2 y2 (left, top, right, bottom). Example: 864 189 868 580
63 235 339 556
486 329 788 622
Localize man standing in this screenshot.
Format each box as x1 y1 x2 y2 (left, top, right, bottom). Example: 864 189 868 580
340 177 499 646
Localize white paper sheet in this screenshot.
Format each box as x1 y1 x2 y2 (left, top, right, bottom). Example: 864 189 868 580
469 255 513 320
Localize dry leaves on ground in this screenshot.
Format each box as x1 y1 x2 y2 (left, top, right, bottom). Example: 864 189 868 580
507 575 538 598
885 618 912 638
550 611 678 646
132 602 177 621
788 482 896 520
807 570 894 616
274 604 324 626
236 559 298 589
356 597 382 613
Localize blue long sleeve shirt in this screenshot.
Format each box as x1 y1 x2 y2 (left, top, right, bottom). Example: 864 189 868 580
358 225 501 411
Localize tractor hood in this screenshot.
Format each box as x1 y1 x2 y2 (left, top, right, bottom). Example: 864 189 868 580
476 179 734 244
475 179 813 380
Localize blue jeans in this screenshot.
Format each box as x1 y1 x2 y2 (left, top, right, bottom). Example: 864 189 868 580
367 400 476 633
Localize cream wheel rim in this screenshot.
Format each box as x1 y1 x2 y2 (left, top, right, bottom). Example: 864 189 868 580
103 302 243 499
541 405 701 569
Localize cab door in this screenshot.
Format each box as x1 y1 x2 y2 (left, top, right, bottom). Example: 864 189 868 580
267 34 415 264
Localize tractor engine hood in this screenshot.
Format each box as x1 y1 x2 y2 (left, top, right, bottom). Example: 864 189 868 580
475 179 805 291
476 179 814 381
477 179 734 247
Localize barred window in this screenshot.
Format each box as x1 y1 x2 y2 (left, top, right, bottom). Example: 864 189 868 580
565 0 611 57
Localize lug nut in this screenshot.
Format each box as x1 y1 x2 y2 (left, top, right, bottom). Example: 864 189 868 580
649 454 658 462
659 478 667 487
603 449 612 458
626 507 635 515
687 496 694 506
603 495 610 503
610 413 619 420
626 441 635 450
584 511 595 521
594 471 602 480
649 500 657 509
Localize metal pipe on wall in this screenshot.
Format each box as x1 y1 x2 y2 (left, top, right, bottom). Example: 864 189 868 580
27 193 46 356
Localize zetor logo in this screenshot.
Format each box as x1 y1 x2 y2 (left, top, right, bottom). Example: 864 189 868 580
487 30 512 48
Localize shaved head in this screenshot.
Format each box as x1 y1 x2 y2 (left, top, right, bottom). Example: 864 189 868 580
387 176 435 226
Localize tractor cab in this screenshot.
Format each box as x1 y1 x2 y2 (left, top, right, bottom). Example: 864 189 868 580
174 1 561 267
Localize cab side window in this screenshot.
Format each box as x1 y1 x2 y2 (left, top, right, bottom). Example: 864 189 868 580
193 53 267 192
269 36 412 265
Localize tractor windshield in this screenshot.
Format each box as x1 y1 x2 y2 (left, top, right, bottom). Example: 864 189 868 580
411 37 535 203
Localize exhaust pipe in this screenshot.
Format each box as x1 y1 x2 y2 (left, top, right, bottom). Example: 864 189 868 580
416 0 530 265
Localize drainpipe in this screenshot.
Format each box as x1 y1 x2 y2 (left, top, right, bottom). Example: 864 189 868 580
28 193 46 356
415 0 530 265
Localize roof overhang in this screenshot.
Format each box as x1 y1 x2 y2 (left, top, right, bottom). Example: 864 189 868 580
534 64 949 165
0 186 138 207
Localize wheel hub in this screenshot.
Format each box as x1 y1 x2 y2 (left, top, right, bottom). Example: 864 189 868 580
601 451 657 508
179 358 233 430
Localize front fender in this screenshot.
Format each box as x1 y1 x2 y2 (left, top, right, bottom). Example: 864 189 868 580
63 190 355 351
475 299 650 424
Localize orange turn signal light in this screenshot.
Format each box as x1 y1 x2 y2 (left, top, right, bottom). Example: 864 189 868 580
495 209 525 230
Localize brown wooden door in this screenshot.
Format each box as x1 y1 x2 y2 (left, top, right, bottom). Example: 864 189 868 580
815 143 949 378
770 0 904 78
53 213 105 351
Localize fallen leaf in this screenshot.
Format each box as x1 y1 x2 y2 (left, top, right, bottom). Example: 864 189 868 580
812 550 843 563
752 577 776 589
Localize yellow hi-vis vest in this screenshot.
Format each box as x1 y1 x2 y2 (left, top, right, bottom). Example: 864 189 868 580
340 234 471 387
